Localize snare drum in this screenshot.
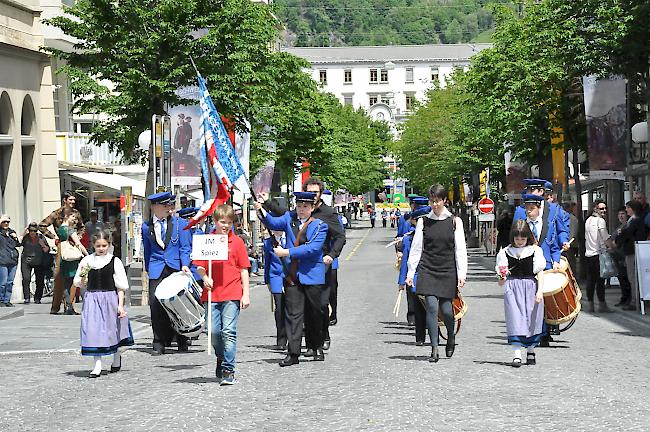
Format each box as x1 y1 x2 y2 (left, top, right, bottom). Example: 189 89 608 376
155 271 205 337
418 294 468 325
541 269 581 325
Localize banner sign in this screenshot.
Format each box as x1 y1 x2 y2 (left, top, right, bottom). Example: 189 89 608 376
192 234 228 261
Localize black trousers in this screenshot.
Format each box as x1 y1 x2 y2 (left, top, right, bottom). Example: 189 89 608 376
21 260 44 301
585 255 605 302
328 268 338 321
614 255 631 303
406 289 417 324
382 219 387 228
272 293 287 347
285 282 326 355
148 265 188 346
413 294 427 342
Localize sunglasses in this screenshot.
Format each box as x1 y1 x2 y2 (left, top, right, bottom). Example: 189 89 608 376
1 221 9 223
29 229 38 232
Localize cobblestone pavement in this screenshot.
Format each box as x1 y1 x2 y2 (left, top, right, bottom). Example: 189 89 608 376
2 221 650 431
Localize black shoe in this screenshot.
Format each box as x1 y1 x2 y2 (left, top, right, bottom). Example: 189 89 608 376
215 357 223 378
303 349 315 357
323 340 331 351
445 339 456 358
539 336 550 347
415 340 425 346
152 343 165 356
428 347 439 363
4 302 14 307
512 358 522 368
178 341 189 352
329 318 337 326
49 310 60 315
89 371 102 378
34 299 41 304
407 320 416 327
279 354 299 367
110 360 122 373
313 348 325 361
526 353 536 366
23 300 30 305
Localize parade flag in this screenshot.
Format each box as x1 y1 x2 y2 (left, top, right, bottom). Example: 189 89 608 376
185 72 250 230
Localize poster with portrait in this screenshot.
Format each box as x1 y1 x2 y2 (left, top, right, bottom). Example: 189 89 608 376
583 75 626 180
504 150 528 195
170 86 202 186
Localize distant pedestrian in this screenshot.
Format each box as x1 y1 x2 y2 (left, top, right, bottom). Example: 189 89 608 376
369 209 376 228
58 212 89 315
615 200 647 311
584 200 612 313
606 207 632 307
0 214 20 307
381 209 388 228
74 230 133 378
84 210 105 253
20 222 50 304
496 220 546 367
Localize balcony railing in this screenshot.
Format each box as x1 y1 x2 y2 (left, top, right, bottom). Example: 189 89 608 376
56 133 122 166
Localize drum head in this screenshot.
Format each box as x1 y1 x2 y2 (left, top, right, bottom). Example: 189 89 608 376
155 272 189 300
541 271 569 296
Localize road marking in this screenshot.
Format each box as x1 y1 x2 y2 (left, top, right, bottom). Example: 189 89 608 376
345 229 371 261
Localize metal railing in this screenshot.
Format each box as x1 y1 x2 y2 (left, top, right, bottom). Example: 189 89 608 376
56 133 122 165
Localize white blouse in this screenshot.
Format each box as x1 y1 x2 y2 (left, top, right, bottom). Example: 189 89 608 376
495 245 546 275
407 208 468 280
73 253 129 291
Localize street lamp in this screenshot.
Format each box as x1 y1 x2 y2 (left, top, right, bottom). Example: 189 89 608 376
138 130 151 151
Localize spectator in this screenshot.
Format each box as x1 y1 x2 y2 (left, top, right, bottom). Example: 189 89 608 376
381 209 388 228
0 214 20 307
57 212 89 315
584 199 611 313
20 222 50 304
369 208 376 228
616 200 647 311
606 207 632 307
632 191 650 235
496 209 513 251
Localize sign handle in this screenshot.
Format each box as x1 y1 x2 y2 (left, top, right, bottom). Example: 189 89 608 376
207 259 212 356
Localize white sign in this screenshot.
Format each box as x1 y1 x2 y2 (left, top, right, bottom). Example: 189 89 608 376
478 213 495 222
192 234 228 261
634 241 650 314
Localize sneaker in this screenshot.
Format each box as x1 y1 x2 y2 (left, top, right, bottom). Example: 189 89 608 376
23 300 30 305
220 371 236 386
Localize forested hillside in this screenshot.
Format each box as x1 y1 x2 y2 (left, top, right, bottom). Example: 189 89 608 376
274 0 513 47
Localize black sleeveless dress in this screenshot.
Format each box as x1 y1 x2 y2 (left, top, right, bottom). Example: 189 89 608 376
415 217 457 298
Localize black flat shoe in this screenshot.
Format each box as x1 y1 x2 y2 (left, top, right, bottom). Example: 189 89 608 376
152 344 165 356
313 348 325 361
303 349 315 357
526 353 536 366
445 339 455 358
429 347 439 363
323 340 331 351
512 358 522 368
110 365 121 373
279 355 299 367
415 340 425 346
329 318 337 326
89 371 101 378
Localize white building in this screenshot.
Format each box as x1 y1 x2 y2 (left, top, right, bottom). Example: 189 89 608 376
283 44 491 130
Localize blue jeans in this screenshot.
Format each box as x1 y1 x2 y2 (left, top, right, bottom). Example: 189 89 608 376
210 300 240 373
248 257 259 274
0 265 17 304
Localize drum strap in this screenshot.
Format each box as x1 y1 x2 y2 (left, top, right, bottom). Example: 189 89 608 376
285 217 314 286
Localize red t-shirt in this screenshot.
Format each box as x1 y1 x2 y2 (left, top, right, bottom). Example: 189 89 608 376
194 231 250 303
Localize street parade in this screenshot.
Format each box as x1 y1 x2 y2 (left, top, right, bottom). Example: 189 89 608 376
1 0 650 430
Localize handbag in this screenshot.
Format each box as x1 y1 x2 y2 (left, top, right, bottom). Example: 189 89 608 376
60 240 82 261
599 251 617 278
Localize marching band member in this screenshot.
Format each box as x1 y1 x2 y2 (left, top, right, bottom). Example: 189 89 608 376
142 192 192 355
264 230 288 351
398 216 426 345
496 220 546 367
255 192 328 367
406 185 467 363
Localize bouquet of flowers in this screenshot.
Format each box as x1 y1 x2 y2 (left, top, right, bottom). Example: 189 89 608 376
497 266 509 280
79 263 92 280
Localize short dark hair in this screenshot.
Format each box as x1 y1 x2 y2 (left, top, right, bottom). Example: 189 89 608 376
91 229 112 245
626 200 643 216
617 206 627 213
593 199 606 209
62 191 75 200
302 176 324 192
509 219 536 246
427 184 447 201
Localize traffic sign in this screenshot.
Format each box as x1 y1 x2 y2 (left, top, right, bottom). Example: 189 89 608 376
478 197 495 214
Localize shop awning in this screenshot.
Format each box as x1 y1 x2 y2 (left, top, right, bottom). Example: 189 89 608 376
67 171 146 198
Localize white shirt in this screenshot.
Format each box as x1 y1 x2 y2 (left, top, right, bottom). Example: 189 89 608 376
526 216 543 241
495 245 546 276
153 215 167 248
407 208 468 280
73 253 129 291
585 214 609 257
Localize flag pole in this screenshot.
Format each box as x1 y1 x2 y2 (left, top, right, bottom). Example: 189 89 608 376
207 260 212 357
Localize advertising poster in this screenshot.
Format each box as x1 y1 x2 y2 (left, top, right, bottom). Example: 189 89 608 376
170 88 203 186
504 150 528 195
583 75 626 180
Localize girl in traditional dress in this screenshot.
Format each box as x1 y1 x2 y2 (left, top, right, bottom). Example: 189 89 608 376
496 220 546 367
73 230 133 378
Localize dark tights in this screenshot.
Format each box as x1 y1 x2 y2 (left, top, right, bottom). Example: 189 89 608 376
424 295 454 347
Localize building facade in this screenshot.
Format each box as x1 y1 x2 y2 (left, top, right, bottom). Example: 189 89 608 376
0 0 60 227
283 44 491 130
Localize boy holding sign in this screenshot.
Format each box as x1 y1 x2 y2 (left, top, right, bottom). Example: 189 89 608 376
186 204 250 385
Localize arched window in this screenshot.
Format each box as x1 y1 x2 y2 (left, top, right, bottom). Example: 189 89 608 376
21 95 36 136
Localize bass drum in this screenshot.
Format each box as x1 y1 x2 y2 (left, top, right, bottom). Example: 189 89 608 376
541 269 581 325
155 271 205 337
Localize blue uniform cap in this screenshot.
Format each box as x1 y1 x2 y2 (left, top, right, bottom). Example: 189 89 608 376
147 191 174 205
544 181 553 191
522 194 544 205
409 195 426 202
523 178 548 189
294 191 317 203
177 206 199 218
412 197 429 207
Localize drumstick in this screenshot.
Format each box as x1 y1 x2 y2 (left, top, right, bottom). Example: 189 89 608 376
394 291 403 318
392 291 400 315
567 238 575 245
271 291 275 313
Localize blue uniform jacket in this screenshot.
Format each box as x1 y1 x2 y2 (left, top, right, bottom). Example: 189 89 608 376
262 211 328 285
513 202 565 269
397 233 418 293
263 237 285 294
142 216 192 279
396 215 409 237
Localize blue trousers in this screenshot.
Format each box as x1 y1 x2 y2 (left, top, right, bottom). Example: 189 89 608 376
210 300 241 373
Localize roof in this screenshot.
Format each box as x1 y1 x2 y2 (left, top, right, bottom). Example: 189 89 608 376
282 43 492 65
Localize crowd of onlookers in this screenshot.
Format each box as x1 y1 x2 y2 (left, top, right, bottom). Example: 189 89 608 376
495 191 650 312
0 192 121 310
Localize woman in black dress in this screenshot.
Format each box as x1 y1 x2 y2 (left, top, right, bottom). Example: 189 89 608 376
405 184 468 362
